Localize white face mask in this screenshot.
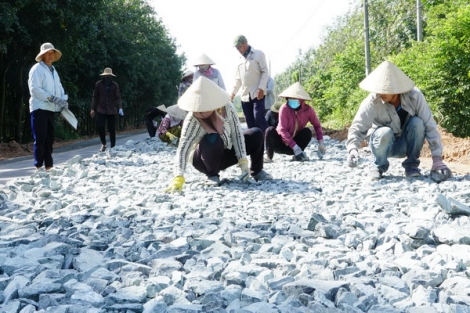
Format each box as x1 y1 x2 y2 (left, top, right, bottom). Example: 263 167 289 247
199 65 210 72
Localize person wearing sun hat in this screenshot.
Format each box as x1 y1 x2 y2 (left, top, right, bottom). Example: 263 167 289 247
264 82 325 163
164 76 272 193
178 69 194 98
90 67 123 152
157 104 187 146
145 104 167 137
193 54 226 90
265 102 282 128
28 42 68 171
346 60 452 182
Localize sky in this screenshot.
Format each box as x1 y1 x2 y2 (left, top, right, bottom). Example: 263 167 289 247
148 0 353 87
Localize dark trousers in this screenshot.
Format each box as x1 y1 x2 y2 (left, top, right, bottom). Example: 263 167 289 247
145 116 157 137
31 109 55 168
265 126 312 158
192 128 264 177
145 107 166 137
96 112 116 147
242 96 268 133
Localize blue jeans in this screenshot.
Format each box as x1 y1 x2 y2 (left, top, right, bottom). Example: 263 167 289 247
369 116 425 173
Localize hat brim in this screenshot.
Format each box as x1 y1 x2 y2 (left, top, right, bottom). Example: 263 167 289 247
359 61 415 94
177 76 230 112
35 49 62 62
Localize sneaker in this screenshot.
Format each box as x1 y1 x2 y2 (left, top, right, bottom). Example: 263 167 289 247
99 145 106 152
263 153 273 163
252 170 273 181
405 167 421 178
292 152 310 162
206 176 221 186
368 166 383 180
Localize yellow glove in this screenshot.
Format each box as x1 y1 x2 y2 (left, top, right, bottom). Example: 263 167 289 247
166 132 176 141
238 158 250 181
164 176 185 193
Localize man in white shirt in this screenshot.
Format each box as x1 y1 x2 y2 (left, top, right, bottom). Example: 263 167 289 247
231 35 269 133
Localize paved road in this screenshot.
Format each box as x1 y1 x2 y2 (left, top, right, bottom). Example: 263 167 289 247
0 130 149 185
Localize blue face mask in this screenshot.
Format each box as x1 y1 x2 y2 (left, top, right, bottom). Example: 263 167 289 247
287 99 300 109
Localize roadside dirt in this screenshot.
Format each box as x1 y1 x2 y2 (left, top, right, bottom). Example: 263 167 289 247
1 126 469 174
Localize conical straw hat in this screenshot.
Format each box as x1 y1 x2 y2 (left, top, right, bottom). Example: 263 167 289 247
359 60 415 94
193 54 215 66
278 82 311 100
166 104 187 120
177 76 230 112
157 104 167 112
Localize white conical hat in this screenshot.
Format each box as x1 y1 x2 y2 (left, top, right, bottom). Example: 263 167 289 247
182 70 194 79
166 104 187 120
157 104 167 112
193 54 215 66
278 82 311 100
359 60 415 94
177 76 230 112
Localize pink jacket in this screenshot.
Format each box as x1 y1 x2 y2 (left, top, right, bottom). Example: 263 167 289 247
276 101 324 148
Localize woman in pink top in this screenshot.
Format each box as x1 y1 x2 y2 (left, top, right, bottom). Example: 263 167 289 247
264 82 326 162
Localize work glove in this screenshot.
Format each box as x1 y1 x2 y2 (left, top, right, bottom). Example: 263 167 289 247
166 132 176 141
238 158 250 181
118 108 124 116
90 110 95 118
164 176 185 193
317 140 326 160
48 96 68 110
347 149 359 167
292 144 309 162
292 144 303 157
430 156 452 182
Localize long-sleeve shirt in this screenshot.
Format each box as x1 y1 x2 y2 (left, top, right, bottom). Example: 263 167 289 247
28 61 66 113
91 80 122 115
231 47 269 101
157 114 183 137
346 87 443 157
194 68 225 90
277 101 324 149
174 102 247 177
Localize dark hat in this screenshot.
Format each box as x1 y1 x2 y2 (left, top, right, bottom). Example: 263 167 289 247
233 35 247 47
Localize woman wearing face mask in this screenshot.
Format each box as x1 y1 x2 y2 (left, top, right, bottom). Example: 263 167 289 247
193 54 226 90
264 82 326 162
164 77 272 193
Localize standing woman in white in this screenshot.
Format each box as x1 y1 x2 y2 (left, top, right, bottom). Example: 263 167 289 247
28 43 68 171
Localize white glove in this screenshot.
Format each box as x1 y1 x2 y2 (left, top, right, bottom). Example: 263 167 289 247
292 144 303 156
347 149 359 167
119 108 124 116
317 141 326 159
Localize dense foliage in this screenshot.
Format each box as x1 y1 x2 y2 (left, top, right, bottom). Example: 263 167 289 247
0 0 183 143
274 0 470 137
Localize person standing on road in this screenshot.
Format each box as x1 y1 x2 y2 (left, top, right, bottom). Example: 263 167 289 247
28 42 69 171
231 35 269 133
90 68 123 152
193 54 226 90
346 60 452 182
